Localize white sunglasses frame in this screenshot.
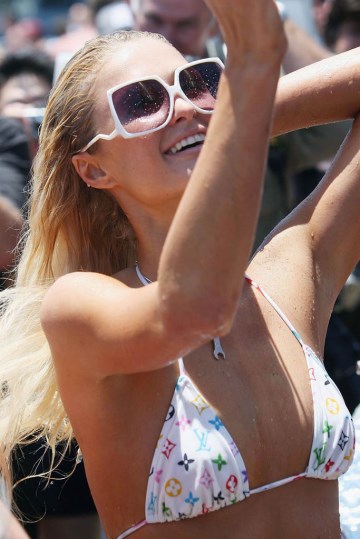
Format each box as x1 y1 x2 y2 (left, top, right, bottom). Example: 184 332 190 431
80 57 224 153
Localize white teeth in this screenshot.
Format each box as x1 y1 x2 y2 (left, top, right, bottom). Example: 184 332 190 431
169 133 205 155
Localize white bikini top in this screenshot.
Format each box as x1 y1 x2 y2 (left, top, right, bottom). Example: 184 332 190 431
116 270 355 538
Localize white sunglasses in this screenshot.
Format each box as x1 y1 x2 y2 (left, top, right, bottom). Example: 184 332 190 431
80 57 224 152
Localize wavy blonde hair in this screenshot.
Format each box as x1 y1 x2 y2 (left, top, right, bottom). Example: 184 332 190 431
0 30 169 500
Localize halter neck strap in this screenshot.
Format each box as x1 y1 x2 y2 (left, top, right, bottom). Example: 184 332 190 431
245 274 305 348
135 263 152 285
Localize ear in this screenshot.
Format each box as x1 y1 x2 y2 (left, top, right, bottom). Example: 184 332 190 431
71 153 117 190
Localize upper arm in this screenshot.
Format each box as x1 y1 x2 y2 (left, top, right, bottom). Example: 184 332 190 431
306 114 360 293
268 114 360 307
40 272 199 378
273 47 360 137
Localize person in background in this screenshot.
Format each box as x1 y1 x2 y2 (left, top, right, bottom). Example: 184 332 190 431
130 0 333 68
0 117 31 289
0 48 54 159
1 18 44 55
43 2 98 60
313 0 334 34
0 49 53 288
94 1 134 36
130 0 219 59
324 0 360 52
46 1 134 84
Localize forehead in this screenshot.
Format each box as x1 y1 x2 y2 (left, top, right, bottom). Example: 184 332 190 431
94 38 185 105
139 0 210 21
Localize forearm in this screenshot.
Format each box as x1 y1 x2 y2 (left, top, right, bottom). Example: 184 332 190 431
158 7 285 335
273 47 360 136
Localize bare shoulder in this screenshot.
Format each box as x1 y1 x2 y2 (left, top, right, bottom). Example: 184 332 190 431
39 271 136 378
40 271 129 329
39 270 188 376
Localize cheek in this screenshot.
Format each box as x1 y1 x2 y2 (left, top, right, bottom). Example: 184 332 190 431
116 142 165 181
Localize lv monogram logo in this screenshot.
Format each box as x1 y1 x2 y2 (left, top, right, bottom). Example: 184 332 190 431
193 429 211 452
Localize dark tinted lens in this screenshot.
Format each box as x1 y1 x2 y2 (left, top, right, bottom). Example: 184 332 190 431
111 79 170 134
179 61 222 111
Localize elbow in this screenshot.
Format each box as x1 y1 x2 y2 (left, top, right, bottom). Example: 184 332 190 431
158 283 237 342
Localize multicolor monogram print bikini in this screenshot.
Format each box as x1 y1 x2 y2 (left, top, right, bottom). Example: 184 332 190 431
117 269 355 538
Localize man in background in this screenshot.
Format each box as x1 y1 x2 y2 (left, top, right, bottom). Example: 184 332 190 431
0 48 53 288
130 0 219 59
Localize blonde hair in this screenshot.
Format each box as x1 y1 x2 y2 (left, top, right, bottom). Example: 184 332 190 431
0 30 169 502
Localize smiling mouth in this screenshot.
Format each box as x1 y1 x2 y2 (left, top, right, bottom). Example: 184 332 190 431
167 133 206 155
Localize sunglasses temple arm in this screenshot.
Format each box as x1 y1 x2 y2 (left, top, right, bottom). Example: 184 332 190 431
80 128 118 153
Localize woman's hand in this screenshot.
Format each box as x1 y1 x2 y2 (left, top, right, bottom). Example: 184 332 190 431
204 0 286 67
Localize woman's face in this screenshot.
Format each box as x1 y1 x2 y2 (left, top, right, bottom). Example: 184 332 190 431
82 38 212 210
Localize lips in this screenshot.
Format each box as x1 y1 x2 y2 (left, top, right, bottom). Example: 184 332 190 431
165 133 206 155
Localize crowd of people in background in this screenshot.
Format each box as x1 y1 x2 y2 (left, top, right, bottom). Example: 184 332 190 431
0 0 359 538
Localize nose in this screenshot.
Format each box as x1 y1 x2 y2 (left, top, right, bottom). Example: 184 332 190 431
169 95 196 125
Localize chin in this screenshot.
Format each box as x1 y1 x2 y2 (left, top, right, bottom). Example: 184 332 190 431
171 161 196 181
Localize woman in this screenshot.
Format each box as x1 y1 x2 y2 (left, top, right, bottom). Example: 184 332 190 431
0 0 359 537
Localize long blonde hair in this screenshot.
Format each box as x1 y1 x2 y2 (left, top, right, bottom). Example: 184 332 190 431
0 30 169 499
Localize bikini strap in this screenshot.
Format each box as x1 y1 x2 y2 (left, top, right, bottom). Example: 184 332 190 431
178 357 186 376
116 519 147 538
245 274 305 348
135 264 186 375
135 264 151 286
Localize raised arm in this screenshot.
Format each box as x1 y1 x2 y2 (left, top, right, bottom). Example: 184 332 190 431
300 115 360 299
157 0 286 336
274 48 360 288
273 47 360 136
251 48 360 345
41 1 286 376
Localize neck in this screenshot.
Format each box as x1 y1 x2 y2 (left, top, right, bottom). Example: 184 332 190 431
135 244 162 283
132 214 171 282
110 184 182 280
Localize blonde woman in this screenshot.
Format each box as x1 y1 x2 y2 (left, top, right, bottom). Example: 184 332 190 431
0 1 359 538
